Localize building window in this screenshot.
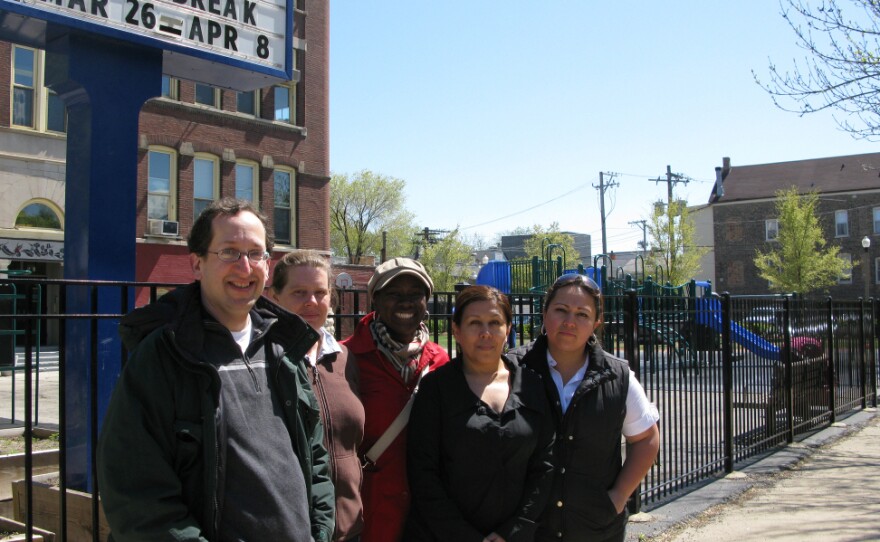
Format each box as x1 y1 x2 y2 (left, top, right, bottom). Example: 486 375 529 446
11 46 66 133
15 201 62 229
274 169 295 244
875 257 880 284
835 210 849 237
12 46 35 128
874 207 880 235
161 76 179 99
839 253 852 284
193 154 219 219
237 90 257 115
274 84 295 124
235 161 258 203
195 83 220 107
147 147 177 221
765 219 779 241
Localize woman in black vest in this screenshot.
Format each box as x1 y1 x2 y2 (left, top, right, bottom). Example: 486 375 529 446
508 274 660 542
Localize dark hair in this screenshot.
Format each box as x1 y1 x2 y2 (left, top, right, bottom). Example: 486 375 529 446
544 273 604 324
271 249 333 294
453 285 512 327
188 197 273 256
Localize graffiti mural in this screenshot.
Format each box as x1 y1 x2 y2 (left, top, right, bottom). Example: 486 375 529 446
0 239 64 261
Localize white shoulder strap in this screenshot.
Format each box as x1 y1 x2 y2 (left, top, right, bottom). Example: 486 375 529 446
363 364 430 466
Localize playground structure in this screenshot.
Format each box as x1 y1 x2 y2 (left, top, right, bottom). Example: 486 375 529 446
475 249 827 368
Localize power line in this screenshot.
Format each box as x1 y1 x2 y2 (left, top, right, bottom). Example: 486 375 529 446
461 181 591 230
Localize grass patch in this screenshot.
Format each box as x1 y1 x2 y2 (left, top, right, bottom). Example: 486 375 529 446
0 433 59 456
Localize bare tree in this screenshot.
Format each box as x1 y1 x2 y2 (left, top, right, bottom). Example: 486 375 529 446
755 0 880 139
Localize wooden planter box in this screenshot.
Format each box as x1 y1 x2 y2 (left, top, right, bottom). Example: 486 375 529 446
0 450 60 502
0 515 51 541
11 473 109 542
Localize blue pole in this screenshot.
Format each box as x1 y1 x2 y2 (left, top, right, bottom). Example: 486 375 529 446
47 31 161 490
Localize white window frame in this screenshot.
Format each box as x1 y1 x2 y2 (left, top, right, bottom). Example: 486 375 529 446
15 198 64 230
839 253 852 284
161 75 179 100
193 153 219 220
194 83 221 108
273 83 296 124
237 90 259 116
147 146 178 222
765 219 779 241
835 210 849 238
235 160 259 204
11 45 66 133
273 167 296 245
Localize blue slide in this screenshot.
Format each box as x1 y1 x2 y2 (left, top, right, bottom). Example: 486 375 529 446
695 298 781 361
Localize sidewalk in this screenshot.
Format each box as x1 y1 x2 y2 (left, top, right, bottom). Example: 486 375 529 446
628 408 880 541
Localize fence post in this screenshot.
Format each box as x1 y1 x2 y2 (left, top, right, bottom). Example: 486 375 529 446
873 298 878 408
623 289 641 513
783 295 794 444
860 298 868 410
721 293 733 474
826 297 837 424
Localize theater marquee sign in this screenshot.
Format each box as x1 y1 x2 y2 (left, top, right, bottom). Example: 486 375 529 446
0 0 293 84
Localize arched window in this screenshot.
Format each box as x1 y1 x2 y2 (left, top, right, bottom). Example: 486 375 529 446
16 202 62 229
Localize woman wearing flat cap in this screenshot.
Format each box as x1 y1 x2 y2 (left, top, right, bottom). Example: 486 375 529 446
342 257 450 542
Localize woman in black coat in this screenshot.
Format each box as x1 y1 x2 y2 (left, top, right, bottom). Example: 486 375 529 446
406 286 555 542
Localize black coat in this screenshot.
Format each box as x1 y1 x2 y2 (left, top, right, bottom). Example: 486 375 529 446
508 335 630 542
405 356 555 542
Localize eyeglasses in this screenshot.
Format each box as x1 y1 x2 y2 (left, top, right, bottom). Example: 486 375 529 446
552 273 601 293
207 248 271 264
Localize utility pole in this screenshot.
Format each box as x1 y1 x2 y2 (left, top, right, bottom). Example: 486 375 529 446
594 171 619 255
654 165 691 271
629 219 648 259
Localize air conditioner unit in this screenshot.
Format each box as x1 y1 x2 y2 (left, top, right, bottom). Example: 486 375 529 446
149 219 179 237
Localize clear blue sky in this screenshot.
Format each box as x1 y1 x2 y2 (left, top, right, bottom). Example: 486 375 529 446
329 2 878 255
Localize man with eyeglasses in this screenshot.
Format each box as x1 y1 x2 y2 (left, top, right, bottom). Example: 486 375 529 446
98 197 335 542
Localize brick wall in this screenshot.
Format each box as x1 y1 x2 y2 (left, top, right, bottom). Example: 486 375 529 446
134 0 330 280
712 192 880 297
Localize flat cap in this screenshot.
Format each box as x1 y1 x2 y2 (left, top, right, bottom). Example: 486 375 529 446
367 257 434 300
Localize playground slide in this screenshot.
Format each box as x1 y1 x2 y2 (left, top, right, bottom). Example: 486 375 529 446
695 298 781 361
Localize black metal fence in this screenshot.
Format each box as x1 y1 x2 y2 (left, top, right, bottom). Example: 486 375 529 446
1 278 877 540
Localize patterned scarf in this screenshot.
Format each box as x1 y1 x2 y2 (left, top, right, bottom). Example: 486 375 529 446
370 318 429 384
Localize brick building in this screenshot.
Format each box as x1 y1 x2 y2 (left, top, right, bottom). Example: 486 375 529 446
706 154 880 297
0 0 331 308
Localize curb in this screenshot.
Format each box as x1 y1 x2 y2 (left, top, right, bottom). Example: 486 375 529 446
625 407 878 541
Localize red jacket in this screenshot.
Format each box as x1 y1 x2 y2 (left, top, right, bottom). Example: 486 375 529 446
342 312 449 542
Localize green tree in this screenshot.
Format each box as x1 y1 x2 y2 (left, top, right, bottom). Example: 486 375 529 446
646 199 707 285
755 0 880 139
419 229 476 292
521 223 581 263
754 188 850 294
330 170 416 263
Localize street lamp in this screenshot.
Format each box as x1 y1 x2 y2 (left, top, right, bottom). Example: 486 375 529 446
862 236 872 299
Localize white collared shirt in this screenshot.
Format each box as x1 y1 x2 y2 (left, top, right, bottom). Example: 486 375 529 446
546 350 659 437
307 327 343 366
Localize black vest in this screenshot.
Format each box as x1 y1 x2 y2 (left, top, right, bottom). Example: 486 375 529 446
511 335 630 541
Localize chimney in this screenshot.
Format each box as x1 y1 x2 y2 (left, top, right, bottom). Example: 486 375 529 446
722 156 731 178
714 166 724 199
